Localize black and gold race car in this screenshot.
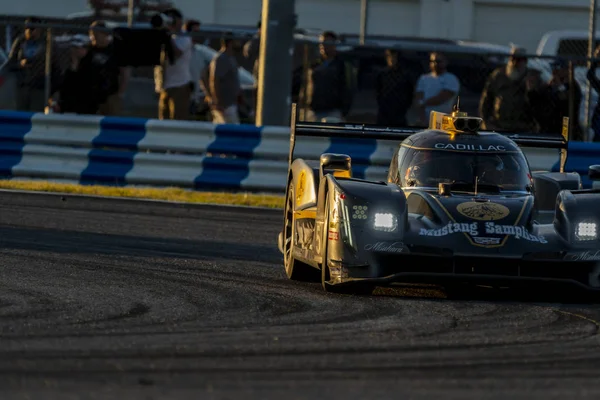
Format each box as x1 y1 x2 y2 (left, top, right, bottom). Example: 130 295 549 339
277 103 600 295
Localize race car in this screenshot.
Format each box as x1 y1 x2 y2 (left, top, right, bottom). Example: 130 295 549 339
277 102 600 295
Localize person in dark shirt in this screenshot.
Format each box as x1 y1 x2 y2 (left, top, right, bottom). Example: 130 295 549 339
529 59 582 139
54 38 99 115
587 45 600 142
300 30 356 122
375 49 416 126
84 20 127 116
7 16 62 112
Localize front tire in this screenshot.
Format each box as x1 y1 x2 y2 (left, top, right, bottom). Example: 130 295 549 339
283 181 318 282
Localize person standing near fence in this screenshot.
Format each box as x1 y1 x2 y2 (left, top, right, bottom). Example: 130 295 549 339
478 47 539 132
51 36 99 115
8 17 61 112
243 20 261 82
86 20 127 116
375 49 416 126
411 52 460 126
587 45 600 142
528 59 582 138
300 31 356 122
184 19 205 117
200 35 242 124
153 8 193 120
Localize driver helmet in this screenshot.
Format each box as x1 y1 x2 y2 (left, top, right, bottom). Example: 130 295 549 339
477 155 505 182
405 150 433 186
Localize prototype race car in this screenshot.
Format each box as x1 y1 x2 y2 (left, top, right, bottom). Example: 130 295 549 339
277 102 600 295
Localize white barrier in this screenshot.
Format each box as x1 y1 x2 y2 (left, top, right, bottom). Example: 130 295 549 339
0 111 588 192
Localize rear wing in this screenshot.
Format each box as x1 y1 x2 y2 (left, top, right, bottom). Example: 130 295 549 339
287 103 570 173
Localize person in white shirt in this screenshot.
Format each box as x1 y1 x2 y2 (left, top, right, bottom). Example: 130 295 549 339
184 19 208 116
412 52 460 125
153 8 193 120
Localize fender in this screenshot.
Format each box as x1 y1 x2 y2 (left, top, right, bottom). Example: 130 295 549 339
288 158 319 212
554 189 600 245
314 174 409 263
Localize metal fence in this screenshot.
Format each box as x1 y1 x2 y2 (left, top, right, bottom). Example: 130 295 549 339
0 18 599 141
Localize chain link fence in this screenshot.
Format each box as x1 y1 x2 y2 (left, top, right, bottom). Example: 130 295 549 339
291 37 594 142
0 17 598 141
0 18 258 121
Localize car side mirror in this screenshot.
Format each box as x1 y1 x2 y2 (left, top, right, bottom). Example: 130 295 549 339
589 165 600 181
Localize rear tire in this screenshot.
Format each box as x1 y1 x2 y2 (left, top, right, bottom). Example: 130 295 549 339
321 191 375 296
283 181 319 282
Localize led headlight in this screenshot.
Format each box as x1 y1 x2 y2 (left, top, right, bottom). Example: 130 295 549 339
575 222 597 241
352 205 368 220
373 213 397 232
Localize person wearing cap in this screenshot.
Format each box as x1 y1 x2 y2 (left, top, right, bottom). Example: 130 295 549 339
7 16 62 112
51 37 99 115
479 46 539 132
528 59 582 138
153 8 193 120
81 20 127 116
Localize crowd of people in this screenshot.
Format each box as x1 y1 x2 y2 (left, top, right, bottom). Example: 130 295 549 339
372 46 583 140
4 13 599 141
6 10 245 124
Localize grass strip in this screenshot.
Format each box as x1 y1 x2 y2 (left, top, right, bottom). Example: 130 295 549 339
0 180 285 208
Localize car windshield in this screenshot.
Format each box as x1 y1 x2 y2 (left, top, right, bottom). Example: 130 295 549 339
399 148 531 192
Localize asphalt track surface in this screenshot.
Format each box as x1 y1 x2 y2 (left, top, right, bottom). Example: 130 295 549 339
1 191 600 399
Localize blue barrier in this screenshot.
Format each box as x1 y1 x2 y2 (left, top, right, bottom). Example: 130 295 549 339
0 111 33 176
0 110 596 192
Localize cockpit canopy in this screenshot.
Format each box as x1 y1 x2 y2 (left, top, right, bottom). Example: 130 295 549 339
389 144 532 193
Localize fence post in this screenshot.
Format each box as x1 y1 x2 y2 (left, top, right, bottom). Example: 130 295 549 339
359 0 369 45
44 27 52 106
255 0 297 126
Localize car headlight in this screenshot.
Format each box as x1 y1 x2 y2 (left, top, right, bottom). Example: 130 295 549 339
575 222 597 241
373 212 397 232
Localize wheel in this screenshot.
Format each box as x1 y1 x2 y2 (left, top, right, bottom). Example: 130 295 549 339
321 191 375 296
283 180 319 282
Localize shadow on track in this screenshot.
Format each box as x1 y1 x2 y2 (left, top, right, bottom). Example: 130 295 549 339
0 225 281 264
360 281 600 307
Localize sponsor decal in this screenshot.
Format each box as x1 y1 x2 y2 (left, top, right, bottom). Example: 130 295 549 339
364 242 405 253
456 201 510 221
420 222 479 237
565 250 600 262
419 222 547 244
329 221 338 229
328 230 339 240
331 200 340 222
472 237 501 245
484 222 547 243
434 143 506 151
